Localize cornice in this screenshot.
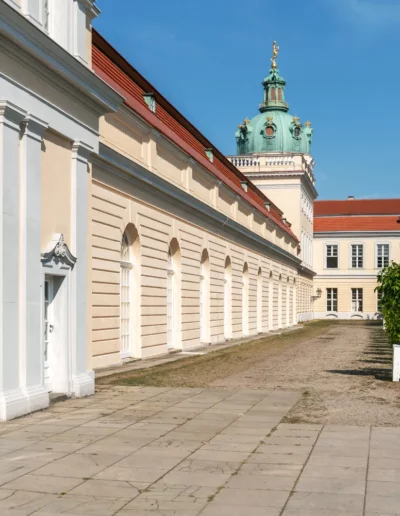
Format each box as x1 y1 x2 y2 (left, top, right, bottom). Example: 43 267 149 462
0 1 123 115
314 231 400 238
298 264 317 278
94 144 302 270
315 274 379 280
0 100 27 130
245 169 318 200
78 0 101 20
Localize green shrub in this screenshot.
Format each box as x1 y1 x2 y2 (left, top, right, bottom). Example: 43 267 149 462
376 262 400 344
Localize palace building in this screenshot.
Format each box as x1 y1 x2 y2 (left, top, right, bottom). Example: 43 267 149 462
0 0 398 420
313 198 400 319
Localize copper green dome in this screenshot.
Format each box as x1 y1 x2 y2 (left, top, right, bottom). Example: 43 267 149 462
235 43 314 155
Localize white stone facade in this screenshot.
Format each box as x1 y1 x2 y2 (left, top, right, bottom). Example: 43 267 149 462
0 0 122 419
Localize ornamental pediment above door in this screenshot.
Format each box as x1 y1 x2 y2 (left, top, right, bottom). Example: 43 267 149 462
41 234 77 270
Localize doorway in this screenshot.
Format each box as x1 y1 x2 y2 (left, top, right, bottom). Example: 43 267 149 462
43 276 54 392
42 273 68 394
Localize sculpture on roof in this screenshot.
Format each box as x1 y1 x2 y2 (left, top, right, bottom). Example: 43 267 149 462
271 41 280 69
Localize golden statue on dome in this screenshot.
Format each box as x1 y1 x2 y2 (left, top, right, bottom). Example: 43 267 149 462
271 41 280 69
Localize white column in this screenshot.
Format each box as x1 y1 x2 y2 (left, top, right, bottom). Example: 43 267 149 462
70 140 94 396
0 101 26 420
19 115 49 410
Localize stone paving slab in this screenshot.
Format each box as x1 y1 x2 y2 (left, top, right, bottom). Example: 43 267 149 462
0 386 398 514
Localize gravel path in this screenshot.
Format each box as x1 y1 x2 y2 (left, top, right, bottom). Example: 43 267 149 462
212 321 400 426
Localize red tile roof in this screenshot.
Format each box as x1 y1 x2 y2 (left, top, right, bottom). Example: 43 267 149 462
315 199 400 216
314 216 400 232
92 31 299 243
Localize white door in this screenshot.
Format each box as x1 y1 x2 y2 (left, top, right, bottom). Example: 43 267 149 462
44 276 54 392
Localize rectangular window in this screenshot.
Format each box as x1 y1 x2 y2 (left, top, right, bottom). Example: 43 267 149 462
377 291 383 313
326 245 338 269
351 244 363 268
327 288 338 312
376 244 389 269
351 288 363 312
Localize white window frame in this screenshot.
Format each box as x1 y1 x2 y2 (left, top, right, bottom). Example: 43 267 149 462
120 260 133 359
351 288 363 313
376 243 390 269
257 270 263 333
326 288 338 312
325 243 339 269
242 265 249 335
350 243 364 269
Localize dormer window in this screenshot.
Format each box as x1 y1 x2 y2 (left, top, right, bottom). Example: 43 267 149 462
294 126 301 138
265 126 274 137
205 148 214 163
143 93 156 114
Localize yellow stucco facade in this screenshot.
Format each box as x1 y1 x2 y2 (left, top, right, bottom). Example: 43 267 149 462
313 235 400 319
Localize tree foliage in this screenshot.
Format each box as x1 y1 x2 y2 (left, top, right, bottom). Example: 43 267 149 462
376 262 400 345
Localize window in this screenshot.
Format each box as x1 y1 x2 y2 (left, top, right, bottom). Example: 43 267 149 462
120 232 132 358
326 288 337 312
326 245 338 269
376 244 389 269
242 263 249 335
351 244 363 268
351 288 363 312
200 250 210 343
166 239 181 350
167 249 174 348
377 291 383 313
224 257 232 339
257 268 263 333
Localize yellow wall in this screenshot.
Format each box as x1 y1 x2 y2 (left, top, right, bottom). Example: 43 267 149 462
90 174 298 368
313 236 400 316
99 111 298 258
41 131 72 250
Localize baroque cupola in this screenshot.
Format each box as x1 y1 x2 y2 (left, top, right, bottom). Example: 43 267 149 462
235 41 314 155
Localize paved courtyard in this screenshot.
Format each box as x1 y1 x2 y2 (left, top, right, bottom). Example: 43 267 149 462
0 385 400 515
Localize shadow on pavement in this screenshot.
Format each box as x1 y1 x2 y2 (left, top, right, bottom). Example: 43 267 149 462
326 323 392 382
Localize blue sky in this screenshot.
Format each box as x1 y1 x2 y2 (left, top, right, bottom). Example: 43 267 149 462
95 0 400 201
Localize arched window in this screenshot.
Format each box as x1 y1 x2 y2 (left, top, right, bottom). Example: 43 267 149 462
224 257 232 340
200 250 210 343
242 263 249 335
286 277 290 327
278 273 283 329
268 270 273 331
167 239 181 350
257 268 263 333
120 225 140 358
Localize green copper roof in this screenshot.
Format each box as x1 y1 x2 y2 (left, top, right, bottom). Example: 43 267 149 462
235 49 314 155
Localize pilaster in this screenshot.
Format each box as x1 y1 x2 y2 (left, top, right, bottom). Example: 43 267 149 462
19 114 49 409
72 1 100 65
0 101 26 420
70 140 94 396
